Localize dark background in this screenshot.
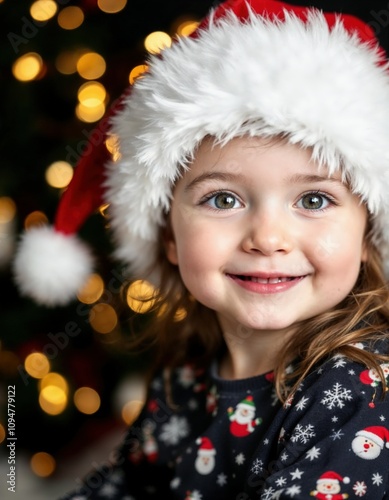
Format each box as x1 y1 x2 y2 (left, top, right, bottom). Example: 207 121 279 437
0 0 388 497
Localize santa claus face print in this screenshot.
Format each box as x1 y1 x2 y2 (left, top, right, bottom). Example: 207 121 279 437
316 479 341 495
352 435 381 460
166 136 368 345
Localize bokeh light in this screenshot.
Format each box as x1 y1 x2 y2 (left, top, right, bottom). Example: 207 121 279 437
12 53 43 82
0 197 16 224
126 280 157 313
24 352 50 379
89 303 118 333
144 31 172 54
98 0 127 14
45 161 73 189
24 211 48 230
30 452 56 477
129 64 148 85
57 6 84 30
77 52 106 80
77 273 104 304
74 387 101 414
30 0 58 22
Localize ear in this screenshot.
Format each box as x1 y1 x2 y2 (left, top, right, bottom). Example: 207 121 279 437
162 217 179 265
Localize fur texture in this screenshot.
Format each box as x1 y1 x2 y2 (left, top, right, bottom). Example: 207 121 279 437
13 226 94 306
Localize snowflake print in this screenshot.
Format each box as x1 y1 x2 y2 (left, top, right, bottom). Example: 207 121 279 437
295 396 309 411
250 458 264 475
275 476 287 487
159 416 189 445
286 484 301 497
290 423 316 444
348 369 356 375
235 453 245 465
261 486 276 500
321 382 352 409
333 357 347 368
217 473 227 486
305 446 320 461
372 473 383 486
330 428 344 441
353 481 367 496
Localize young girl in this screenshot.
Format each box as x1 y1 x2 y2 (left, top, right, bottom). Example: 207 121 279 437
13 0 389 498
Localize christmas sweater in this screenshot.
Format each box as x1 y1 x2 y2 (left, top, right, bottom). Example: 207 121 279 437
59 341 389 499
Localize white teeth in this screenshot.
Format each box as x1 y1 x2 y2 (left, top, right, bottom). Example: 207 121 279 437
249 277 290 283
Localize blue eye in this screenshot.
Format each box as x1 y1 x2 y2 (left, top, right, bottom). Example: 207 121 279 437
204 192 241 210
298 192 331 210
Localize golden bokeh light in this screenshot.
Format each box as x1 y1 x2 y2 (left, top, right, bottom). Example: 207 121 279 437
121 400 144 425
74 387 101 414
24 211 49 230
89 303 118 333
45 161 73 189
39 385 68 415
39 372 68 393
12 53 43 82
176 20 199 37
105 134 121 161
76 102 106 123
57 6 84 30
126 280 157 314
30 452 56 477
24 352 50 379
30 0 58 22
144 31 172 55
129 64 148 85
0 424 5 444
77 52 106 80
0 197 16 224
98 0 127 14
76 81 107 122
78 81 107 106
77 273 104 304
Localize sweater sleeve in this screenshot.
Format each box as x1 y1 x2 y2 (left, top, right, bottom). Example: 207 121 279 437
246 353 389 499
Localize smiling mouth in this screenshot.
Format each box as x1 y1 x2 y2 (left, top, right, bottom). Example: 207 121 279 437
233 275 299 284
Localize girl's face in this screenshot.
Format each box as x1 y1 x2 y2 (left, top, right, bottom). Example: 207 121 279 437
166 136 368 338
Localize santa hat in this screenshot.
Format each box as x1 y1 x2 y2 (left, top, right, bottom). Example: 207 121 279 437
237 395 255 410
355 426 389 449
13 0 389 306
196 436 216 456
317 471 350 485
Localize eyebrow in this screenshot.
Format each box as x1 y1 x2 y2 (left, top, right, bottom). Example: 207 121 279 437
184 172 242 192
288 173 343 184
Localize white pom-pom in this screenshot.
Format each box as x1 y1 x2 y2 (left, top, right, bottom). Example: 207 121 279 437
13 225 94 307
343 477 350 484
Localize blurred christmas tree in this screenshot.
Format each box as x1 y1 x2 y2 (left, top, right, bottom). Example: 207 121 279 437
0 0 213 486
0 0 388 490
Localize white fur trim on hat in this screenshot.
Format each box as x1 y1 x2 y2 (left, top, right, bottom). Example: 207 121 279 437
105 5 389 282
13 226 94 307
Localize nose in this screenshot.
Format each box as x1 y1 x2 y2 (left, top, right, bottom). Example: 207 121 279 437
241 208 293 256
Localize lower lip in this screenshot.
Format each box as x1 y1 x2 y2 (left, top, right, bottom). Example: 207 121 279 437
227 275 305 294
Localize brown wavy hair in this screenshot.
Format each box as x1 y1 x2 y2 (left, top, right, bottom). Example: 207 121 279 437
125 217 389 404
